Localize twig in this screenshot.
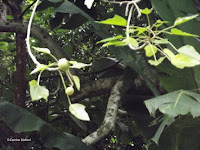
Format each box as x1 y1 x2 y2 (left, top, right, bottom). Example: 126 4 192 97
20 0 37 19
82 78 123 145
80 59 123 75
104 0 144 50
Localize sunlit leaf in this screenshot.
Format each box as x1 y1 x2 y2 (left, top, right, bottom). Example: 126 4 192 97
171 28 198 37
99 15 127 27
72 75 80 91
148 57 166 66
102 41 126 47
140 8 152 15
70 61 91 69
177 45 200 60
174 14 198 26
69 103 90 121
122 37 139 47
97 35 123 44
163 48 175 59
153 39 169 44
29 80 49 101
84 0 94 9
155 20 168 27
32 46 51 54
144 44 157 57
171 54 200 69
135 27 148 35
30 64 49 75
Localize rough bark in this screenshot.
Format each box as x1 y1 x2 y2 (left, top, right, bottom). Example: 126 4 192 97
83 78 123 145
9 1 25 149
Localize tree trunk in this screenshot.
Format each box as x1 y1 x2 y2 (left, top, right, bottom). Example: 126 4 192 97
11 0 26 108
10 0 26 149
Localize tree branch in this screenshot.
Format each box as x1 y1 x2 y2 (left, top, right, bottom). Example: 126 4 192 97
80 59 123 76
82 78 123 145
0 22 68 59
71 77 120 102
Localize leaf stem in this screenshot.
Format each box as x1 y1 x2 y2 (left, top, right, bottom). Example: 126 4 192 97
26 0 41 65
65 70 74 87
37 70 43 84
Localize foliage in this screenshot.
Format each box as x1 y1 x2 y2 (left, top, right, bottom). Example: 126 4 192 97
1 0 200 150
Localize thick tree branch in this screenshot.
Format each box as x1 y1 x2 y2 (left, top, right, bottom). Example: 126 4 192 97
71 77 120 102
0 22 67 59
82 78 123 145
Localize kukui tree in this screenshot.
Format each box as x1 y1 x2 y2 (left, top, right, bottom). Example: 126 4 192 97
1 0 200 150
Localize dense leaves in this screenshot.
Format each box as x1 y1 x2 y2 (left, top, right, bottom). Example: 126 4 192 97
1 0 200 149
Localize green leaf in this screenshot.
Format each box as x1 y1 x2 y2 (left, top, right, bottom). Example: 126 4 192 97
0 98 89 150
171 54 200 69
69 61 91 69
153 39 169 44
99 15 127 27
144 44 157 57
171 28 198 37
144 90 200 118
155 20 168 27
69 103 90 121
163 48 175 59
29 80 49 101
151 115 172 144
177 45 200 60
102 41 126 47
32 46 51 54
122 37 139 47
148 57 166 66
72 75 80 91
174 14 199 26
84 0 94 9
97 35 123 44
49 0 62 2
30 64 49 75
140 8 152 15
55 1 79 14
134 27 148 35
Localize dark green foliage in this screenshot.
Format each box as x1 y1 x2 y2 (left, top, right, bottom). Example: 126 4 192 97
0 98 89 150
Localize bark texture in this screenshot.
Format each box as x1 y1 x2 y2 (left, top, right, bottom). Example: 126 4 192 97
83 79 123 145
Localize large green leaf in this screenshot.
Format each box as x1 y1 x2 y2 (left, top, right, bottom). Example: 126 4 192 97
157 61 197 92
144 90 200 118
0 98 89 150
145 90 200 146
148 115 200 150
171 54 200 69
177 45 200 60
